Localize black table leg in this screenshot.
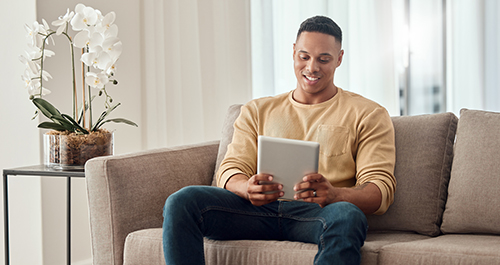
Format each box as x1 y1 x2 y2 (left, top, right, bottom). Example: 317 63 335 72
3 173 9 265
67 177 71 265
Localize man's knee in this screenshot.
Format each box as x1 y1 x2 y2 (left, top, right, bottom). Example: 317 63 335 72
164 186 208 218
324 201 367 232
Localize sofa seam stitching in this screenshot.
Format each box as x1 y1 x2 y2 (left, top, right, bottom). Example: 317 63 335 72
381 248 500 258
104 159 116 265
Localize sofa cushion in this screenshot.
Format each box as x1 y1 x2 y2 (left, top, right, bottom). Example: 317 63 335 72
441 109 500 235
207 232 430 265
212 104 243 186
378 234 500 264
123 229 164 265
205 238 316 265
361 232 430 265
367 113 457 236
122 228 429 265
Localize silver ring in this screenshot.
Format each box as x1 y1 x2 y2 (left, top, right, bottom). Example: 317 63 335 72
313 190 317 197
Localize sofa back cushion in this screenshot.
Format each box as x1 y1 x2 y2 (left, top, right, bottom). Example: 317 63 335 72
367 113 457 236
441 109 500 235
213 105 458 236
212 104 243 186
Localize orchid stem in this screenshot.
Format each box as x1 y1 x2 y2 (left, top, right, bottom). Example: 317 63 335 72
62 32 77 121
81 48 86 130
87 66 93 131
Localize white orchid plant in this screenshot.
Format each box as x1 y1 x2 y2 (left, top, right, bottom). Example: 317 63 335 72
20 3 136 134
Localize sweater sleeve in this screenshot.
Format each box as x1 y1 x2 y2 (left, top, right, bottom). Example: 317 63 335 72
216 103 259 188
355 107 396 215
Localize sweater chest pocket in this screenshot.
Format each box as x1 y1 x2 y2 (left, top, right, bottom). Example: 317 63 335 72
317 125 349 157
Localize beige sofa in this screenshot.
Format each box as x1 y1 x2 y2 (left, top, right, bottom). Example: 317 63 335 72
85 105 500 265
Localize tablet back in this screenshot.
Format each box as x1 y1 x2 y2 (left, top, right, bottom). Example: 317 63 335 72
257 135 320 200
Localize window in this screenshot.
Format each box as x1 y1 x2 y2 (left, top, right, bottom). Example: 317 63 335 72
251 0 500 115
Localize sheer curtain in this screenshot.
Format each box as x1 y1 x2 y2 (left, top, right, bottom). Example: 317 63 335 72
447 0 500 114
141 0 252 149
252 0 500 117
251 0 400 116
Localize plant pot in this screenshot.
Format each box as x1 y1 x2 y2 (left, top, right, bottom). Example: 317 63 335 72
43 130 114 170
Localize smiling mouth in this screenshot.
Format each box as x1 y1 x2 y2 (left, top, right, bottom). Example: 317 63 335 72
304 75 320 81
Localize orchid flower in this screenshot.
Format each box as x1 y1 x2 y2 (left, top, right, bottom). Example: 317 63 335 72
86 71 109 89
39 19 50 36
81 47 113 71
19 54 38 75
40 69 53 82
22 70 51 98
96 12 116 33
52 8 75 35
41 19 56 45
73 30 104 50
103 24 118 39
20 3 134 133
101 38 122 62
25 44 55 60
71 3 99 31
106 63 117 76
28 84 51 98
24 22 44 47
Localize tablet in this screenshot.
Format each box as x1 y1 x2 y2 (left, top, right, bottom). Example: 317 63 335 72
257 135 320 200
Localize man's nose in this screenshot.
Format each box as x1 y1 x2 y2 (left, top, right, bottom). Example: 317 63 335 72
306 59 320 73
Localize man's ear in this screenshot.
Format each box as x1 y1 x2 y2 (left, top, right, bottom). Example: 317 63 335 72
293 43 296 59
337 49 344 67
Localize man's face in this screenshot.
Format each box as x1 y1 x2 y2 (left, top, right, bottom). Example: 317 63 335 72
293 31 343 104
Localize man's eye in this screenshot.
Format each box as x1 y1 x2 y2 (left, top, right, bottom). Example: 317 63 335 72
300 56 309 60
320 59 330 63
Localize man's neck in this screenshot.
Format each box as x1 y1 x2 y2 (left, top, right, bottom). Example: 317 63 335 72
292 86 338 105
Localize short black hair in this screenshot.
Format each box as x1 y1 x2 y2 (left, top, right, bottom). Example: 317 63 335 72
296 16 342 44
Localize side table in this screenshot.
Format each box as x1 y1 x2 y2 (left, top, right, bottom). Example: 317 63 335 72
3 165 85 265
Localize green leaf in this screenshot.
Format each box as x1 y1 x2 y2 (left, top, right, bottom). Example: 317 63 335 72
94 118 138 130
50 115 75 131
32 98 61 119
78 95 97 124
62 114 89 134
37 122 68 131
31 110 39 120
91 103 121 131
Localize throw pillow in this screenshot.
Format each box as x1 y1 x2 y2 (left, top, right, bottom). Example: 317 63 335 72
367 112 458 236
441 109 500 235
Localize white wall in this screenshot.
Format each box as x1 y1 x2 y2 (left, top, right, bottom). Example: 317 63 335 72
0 0 44 264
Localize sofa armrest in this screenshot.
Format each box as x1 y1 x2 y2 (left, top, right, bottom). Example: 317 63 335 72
85 141 219 265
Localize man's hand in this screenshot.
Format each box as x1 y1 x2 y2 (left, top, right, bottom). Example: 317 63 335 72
293 173 383 214
225 173 283 206
293 174 337 208
247 174 284 206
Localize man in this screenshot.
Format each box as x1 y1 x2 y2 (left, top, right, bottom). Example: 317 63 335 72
163 16 396 265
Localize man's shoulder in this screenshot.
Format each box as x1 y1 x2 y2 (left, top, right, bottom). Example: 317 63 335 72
244 91 291 109
339 89 385 111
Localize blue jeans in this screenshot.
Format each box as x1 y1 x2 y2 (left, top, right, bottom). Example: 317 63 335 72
162 186 367 265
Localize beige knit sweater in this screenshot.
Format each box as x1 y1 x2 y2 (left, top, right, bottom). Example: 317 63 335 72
216 88 396 214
